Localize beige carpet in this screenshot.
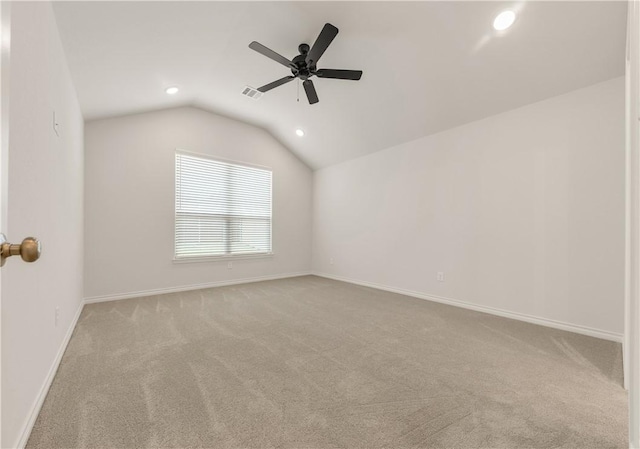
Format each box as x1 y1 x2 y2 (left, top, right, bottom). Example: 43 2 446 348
27 275 627 448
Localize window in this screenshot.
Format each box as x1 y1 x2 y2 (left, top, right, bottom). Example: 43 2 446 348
175 151 272 259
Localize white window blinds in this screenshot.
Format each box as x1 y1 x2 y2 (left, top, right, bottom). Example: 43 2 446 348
175 152 272 259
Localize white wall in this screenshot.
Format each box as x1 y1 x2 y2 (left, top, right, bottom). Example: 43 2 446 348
1 3 84 448
84 106 312 299
313 77 625 338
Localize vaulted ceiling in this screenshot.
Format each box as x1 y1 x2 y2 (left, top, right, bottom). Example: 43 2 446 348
53 1 627 169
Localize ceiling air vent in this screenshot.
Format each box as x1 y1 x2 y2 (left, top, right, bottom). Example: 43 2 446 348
241 86 263 101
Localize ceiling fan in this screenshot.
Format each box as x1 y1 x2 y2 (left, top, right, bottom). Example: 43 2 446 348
248 23 363 105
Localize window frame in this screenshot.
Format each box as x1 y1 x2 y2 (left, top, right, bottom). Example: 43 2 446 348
173 149 274 263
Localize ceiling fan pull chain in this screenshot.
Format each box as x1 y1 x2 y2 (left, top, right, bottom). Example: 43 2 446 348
297 79 300 102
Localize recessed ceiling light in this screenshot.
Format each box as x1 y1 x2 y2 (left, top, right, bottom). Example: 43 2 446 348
295 129 305 137
493 10 516 31
165 86 179 95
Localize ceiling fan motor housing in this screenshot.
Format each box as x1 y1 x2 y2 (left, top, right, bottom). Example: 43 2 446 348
292 44 314 79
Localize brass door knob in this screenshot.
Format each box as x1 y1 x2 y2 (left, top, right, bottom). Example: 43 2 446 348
0 234 41 266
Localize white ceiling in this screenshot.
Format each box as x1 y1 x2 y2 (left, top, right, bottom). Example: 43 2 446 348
53 1 627 169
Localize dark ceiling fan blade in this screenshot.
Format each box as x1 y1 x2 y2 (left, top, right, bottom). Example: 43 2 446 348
249 41 296 69
303 79 319 104
315 69 363 80
258 76 295 93
305 23 339 66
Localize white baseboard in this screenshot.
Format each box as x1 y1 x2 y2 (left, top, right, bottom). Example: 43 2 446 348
86 270 624 342
15 300 84 449
313 272 624 343
84 271 313 304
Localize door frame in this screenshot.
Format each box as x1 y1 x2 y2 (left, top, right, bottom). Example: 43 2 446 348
0 1 12 444
626 1 640 448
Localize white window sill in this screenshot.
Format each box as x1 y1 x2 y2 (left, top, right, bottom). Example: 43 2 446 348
172 253 275 264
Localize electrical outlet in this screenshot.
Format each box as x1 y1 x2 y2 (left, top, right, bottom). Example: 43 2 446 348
55 307 60 327
330 258 334 265
227 262 232 269
437 272 444 282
